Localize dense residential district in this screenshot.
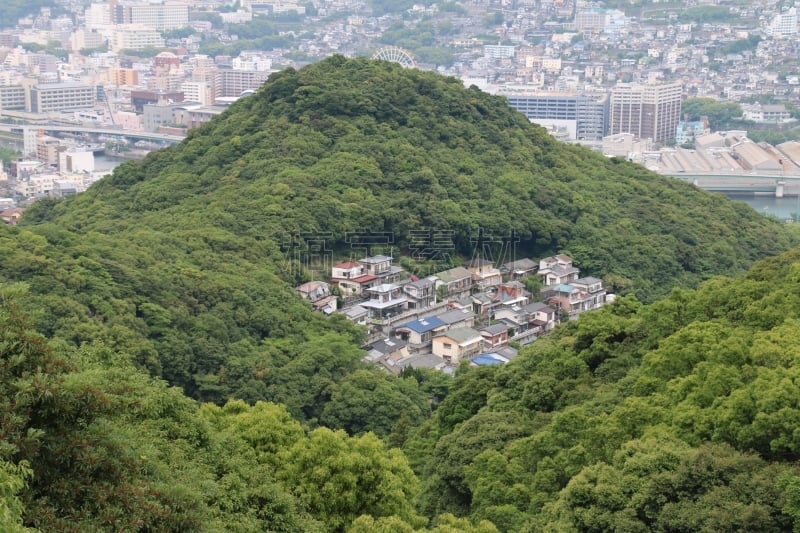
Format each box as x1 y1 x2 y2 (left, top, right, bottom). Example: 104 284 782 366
296 252 611 373
4 0 800 212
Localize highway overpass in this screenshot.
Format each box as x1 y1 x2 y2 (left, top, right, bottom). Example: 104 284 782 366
0 124 186 145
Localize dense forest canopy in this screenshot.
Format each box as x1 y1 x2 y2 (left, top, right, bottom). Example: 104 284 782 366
9 54 798 413
2 56 800 529
400 247 800 532
5 236 800 530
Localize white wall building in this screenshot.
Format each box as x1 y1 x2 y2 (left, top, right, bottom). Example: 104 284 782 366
769 7 798 37
59 148 95 173
111 25 165 52
181 81 212 105
128 3 190 31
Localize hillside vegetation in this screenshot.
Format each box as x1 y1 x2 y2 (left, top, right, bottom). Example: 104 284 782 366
1 56 800 529
399 247 800 531
12 56 798 408
4 238 800 530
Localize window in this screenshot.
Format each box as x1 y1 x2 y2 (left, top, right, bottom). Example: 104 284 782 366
443 343 452 349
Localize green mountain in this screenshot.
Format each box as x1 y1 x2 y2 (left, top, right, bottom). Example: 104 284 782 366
1 55 800 531
14 56 797 407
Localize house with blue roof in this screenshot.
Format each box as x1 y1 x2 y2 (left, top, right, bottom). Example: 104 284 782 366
394 316 447 346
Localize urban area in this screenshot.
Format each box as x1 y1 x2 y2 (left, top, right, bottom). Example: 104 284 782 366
2 0 800 209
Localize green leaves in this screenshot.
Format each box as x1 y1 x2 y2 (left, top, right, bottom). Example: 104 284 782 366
278 428 424 531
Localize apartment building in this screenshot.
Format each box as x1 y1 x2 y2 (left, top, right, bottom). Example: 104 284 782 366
110 24 165 52
214 68 270 99
609 82 682 143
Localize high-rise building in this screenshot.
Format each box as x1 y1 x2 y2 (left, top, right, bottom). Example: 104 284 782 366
181 81 212 105
0 86 26 111
110 24 165 52
769 6 798 37
505 93 608 141
609 82 682 143
28 82 96 113
110 2 189 31
214 68 270 100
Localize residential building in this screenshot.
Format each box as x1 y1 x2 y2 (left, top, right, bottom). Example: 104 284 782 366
365 338 410 374
436 308 476 330
359 255 403 282
361 283 407 320
501 258 538 280
59 147 94 173
571 277 607 311
465 258 502 290
543 282 605 319
214 68 270 99
432 328 484 364
609 82 682 143
0 208 25 225
111 68 139 87
295 280 337 314
480 323 509 349
493 299 558 341
523 302 558 332
395 316 447 347
484 45 516 59
434 266 473 298
296 280 331 301
181 81 212 105
342 304 367 325
332 260 379 296
403 278 435 310
332 261 363 280
110 25 165 52
538 255 579 286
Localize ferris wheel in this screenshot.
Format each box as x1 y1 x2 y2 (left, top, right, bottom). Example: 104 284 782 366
371 46 416 68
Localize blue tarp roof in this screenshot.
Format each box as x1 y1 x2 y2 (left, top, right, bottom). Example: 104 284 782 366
472 353 509 366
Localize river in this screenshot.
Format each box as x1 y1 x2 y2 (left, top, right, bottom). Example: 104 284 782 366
724 193 800 222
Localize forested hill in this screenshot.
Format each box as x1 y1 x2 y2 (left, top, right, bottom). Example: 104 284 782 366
1 55 800 530
4 243 800 530
8 54 797 409
27 56 795 303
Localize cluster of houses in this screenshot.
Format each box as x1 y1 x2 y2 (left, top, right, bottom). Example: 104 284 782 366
295 253 611 374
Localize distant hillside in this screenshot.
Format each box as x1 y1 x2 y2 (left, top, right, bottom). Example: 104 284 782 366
9 55 797 406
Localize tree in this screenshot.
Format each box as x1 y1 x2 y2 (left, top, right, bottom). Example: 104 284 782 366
277 428 424 531
320 369 429 437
